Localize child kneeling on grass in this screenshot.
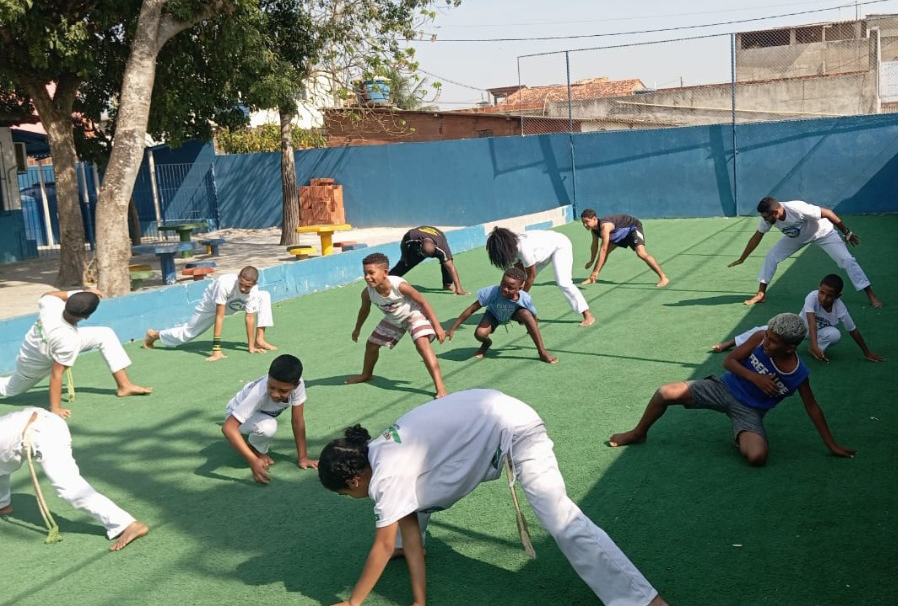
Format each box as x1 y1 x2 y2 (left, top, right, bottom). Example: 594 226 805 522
346 252 447 398
610 313 854 466
446 267 557 363
221 354 316 485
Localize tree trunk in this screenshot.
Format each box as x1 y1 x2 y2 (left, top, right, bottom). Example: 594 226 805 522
25 83 87 286
278 107 301 246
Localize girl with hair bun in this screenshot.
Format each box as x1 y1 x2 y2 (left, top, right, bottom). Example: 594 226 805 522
318 389 664 606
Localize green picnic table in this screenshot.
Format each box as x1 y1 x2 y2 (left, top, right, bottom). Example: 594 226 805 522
158 222 207 258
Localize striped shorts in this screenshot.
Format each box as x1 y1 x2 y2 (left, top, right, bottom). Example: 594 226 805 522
368 311 436 349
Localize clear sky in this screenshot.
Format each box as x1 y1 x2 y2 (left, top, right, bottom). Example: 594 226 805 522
406 0 898 108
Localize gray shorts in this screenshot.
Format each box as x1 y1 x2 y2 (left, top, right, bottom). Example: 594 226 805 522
686 376 768 442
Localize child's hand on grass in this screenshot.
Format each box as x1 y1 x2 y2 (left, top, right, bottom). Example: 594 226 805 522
809 344 828 363
865 352 885 362
250 457 271 484
298 457 319 469
829 443 856 458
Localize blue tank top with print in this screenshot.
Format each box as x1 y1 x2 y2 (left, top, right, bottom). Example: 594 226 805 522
721 343 810 410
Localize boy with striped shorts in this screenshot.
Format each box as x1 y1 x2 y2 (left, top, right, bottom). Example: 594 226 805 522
347 253 447 397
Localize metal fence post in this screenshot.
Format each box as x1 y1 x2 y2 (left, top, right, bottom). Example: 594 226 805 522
731 33 738 216
566 50 578 215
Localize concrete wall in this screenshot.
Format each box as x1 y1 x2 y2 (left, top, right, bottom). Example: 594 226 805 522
0 206 573 374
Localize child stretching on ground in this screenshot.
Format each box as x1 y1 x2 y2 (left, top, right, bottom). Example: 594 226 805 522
610 313 854 466
221 354 316 485
446 267 557 364
346 253 448 397
144 266 276 361
712 274 884 363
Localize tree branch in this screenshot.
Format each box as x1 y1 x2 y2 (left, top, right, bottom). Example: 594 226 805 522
156 0 232 46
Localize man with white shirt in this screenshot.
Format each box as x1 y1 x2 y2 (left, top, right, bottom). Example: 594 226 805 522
144 266 277 361
728 196 882 308
0 290 152 418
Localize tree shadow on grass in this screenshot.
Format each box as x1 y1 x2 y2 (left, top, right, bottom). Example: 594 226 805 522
2 494 102 538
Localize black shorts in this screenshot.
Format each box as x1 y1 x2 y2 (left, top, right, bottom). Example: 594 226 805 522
618 222 646 250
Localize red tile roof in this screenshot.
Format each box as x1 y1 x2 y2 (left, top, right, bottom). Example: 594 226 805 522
465 78 646 114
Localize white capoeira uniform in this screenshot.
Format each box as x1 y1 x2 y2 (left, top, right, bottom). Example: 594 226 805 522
735 289 855 352
225 375 307 454
516 230 589 315
0 294 131 398
756 201 871 291
158 274 273 347
0 407 135 539
366 275 436 349
367 389 658 606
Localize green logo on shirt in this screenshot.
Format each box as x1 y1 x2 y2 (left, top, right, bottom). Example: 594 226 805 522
490 446 503 470
381 424 402 444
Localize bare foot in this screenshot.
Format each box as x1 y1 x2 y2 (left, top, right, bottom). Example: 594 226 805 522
608 430 646 447
711 344 725 352
110 521 149 551
579 311 596 327
205 350 227 362
656 276 670 287
0 504 12 516
255 339 278 351
540 352 558 364
744 293 765 306
117 384 153 397
474 340 492 359
143 329 159 349
345 374 372 384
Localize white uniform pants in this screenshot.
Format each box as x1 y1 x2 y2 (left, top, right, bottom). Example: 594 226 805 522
534 241 590 315
759 230 871 291
0 326 131 398
237 411 278 454
0 410 135 539
405 426 657 606
159 291 273 347
735 323 841 352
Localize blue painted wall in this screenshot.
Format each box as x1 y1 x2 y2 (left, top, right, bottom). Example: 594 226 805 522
0 210 33 263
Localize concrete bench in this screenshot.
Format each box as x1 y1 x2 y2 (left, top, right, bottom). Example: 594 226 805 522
128 265 154 290
341 243 368 251
133 242 198 285
287 246 317 260
334 240 357 249
199 238 226 256
183 266 215 280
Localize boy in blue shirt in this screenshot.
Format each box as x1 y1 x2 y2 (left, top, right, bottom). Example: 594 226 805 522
447 267 557 363
609 313 854 466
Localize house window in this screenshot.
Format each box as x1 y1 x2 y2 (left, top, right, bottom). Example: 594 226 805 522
476 129 493 138
795 26 823 44
740 29 790 49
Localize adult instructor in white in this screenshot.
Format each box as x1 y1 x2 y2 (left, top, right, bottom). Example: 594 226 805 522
729 196 882 308
318 389 664 606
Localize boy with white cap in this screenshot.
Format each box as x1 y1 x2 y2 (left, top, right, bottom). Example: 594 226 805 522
144 266 276 361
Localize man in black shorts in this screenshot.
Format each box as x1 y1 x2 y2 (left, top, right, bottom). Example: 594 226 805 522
389 226 469 295
579 209 669 287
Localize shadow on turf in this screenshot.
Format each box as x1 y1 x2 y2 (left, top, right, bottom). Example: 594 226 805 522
2 494 102 538
150 339 246 358
306 375 433 397
663 294 750 306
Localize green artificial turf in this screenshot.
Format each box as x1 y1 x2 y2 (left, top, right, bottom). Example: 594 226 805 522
2 216 896 606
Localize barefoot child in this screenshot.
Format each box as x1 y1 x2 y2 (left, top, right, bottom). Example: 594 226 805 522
318 389 665 606
347 253 447 397
579 209 669 287
144 266 277 361
221 354 316 485
610 313 854 466
0 290 152 417
0 407 149 550
486 227 595 327
446 267 556 363
713 274 884 363
728 197 881 307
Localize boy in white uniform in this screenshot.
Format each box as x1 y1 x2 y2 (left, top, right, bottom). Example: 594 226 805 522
713 274 884 362
0 407 148 550
346 252 447 398
486 227 595 327
318 389 665 606
144 266 276 362
0 290 152 418
728 196 882 307
221 354 316 484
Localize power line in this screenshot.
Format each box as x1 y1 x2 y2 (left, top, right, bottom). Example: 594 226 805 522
417 68 485 92
409 0 890 42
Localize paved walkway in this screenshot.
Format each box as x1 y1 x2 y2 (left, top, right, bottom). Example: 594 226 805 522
0 225 459 320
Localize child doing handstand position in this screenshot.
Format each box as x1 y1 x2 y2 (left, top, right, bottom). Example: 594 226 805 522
610 313 854 466
347 253 448 397
447 267 556 363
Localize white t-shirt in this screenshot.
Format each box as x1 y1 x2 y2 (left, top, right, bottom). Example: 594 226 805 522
757 200 833 243
196 274 261 315
800 290 856 332
367 389 543 528
515 230 569 268
367 275 420 327
226 375 307 423
18 295 80 368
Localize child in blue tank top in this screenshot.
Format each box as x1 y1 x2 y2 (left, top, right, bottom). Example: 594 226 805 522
607 313 854 466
